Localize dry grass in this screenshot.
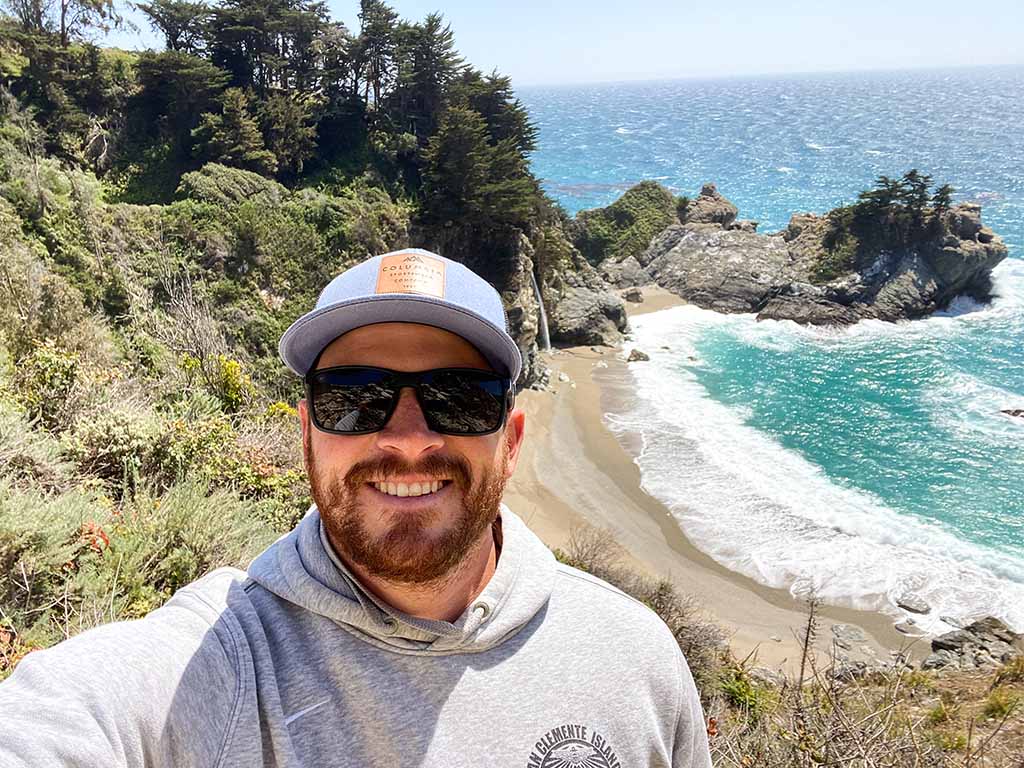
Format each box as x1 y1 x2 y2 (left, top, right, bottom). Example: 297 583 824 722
557 522 1024 767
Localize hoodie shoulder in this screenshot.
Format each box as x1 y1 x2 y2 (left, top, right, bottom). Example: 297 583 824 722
552 562 681 655
0 567 250 768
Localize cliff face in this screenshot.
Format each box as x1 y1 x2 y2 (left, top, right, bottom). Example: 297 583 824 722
626 183 1008 325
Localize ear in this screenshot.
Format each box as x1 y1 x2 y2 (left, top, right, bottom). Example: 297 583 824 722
501 406 526 479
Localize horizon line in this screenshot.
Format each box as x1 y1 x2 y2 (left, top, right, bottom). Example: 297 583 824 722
515 61 1024 90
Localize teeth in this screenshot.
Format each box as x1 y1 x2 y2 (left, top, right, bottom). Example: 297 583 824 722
373 480 446 497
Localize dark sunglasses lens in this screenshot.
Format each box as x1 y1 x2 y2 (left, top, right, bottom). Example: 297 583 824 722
420 371 507 434
309 369 394 433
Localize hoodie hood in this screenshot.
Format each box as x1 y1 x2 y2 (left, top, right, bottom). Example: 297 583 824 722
247 505 556 654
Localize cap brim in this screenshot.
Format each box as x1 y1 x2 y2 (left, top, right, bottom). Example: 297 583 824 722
279 294 523 382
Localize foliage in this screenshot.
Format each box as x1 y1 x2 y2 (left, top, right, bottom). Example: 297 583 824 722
982 688 1021 720
815 169 958 283
13 339 79 431
176 161 287 207
719 661 774 718
192 87 278 176
573 181 677 265
0 383 74 491
0 480 276 679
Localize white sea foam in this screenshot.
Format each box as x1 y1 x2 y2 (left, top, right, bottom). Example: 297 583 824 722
776 166 796 174
611 304 1024 633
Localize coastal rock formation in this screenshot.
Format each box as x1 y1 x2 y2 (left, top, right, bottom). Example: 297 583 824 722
500 235 544 384
632 182 1008 325
921 617 1023 671
640 223 800 314
683 183 738 227
532 224 629 348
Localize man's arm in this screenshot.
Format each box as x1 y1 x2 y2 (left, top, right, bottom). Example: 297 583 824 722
673 650 713 768
0 597 241 768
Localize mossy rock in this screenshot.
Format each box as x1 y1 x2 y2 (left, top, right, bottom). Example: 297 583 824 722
573 181 676 266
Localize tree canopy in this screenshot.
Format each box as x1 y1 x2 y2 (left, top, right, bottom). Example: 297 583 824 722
0 0 545 259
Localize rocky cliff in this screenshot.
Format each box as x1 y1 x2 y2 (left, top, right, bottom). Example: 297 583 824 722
595 182 1007 325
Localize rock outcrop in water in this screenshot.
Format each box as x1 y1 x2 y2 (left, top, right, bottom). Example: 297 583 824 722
584 180 1008 325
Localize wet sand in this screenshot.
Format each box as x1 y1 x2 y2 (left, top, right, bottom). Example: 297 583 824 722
505 286 913 671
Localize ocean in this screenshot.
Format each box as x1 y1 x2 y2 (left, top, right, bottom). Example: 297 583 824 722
518 66 1024 633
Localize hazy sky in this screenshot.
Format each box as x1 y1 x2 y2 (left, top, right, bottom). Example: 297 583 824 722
107 0 1024 86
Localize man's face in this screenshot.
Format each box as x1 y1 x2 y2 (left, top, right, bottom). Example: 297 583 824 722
298 322 525 586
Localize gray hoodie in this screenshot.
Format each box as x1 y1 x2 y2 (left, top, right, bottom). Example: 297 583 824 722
0 507 712 767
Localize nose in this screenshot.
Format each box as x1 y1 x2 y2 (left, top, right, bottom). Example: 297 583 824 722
375 387 444 458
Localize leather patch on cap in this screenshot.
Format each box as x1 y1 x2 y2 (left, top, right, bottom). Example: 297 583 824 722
375 252 446 297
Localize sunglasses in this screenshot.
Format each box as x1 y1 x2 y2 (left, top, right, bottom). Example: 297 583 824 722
306 366 513 436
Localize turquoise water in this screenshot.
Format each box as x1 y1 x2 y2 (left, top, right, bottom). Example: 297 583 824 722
519 67 1024 631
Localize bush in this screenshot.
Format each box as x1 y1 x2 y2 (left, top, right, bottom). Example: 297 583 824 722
719 662 774 718
0 391 73 491
62 405 160 490
573 181 676 265
13 339 80 432
0 480 276 679
983 688 1021 720
176 162 287 208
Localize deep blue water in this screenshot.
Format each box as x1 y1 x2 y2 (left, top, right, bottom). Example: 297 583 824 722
520 67 1024 631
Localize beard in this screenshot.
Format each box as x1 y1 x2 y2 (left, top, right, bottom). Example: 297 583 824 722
305 440 508 587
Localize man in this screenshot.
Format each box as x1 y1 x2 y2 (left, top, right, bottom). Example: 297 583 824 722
0 249 711 767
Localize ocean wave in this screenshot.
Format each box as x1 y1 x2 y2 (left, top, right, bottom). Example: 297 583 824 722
611 307 1024 633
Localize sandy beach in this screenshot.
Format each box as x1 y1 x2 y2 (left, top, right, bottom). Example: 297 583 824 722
504 286 911 672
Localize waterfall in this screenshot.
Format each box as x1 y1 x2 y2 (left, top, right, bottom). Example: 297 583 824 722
529 269 551 352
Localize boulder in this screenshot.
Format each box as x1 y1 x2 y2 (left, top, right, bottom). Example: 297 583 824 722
642 225 800 314
600 254 653 288
547 283 628 346
945 202 982 240
684 183 738 227
1001 409 1024 419
831 623 868 650
727 219 759 233
895 592 931 615
925 616 1023 670
626 348 650 362
622 287 644 303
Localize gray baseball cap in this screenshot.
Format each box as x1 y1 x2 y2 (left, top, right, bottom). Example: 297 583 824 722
278 248 522 382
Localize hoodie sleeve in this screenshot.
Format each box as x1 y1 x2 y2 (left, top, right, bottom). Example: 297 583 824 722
0 599 241 768
673 649 713 768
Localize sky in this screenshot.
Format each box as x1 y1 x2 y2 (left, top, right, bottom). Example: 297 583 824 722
106 0 1024 87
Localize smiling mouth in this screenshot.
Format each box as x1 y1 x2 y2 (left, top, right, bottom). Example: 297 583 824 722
369 480 451 498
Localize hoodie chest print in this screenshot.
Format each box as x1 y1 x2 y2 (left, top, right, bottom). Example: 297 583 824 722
526 723 621 768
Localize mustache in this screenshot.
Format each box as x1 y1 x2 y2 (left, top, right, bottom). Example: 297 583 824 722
343 453 472 491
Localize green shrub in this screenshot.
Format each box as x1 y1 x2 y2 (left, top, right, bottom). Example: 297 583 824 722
14 339 79 432
0 393 73 491
62 406 160 489
926 695 958 725
718 663 773 718
0 480 277 678
176 162 287 208
573 181 676 265
992 655 1024 687
982 688 1021 720
91 482 277 620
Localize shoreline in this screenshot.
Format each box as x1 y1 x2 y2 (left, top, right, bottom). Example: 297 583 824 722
505 285 911 671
